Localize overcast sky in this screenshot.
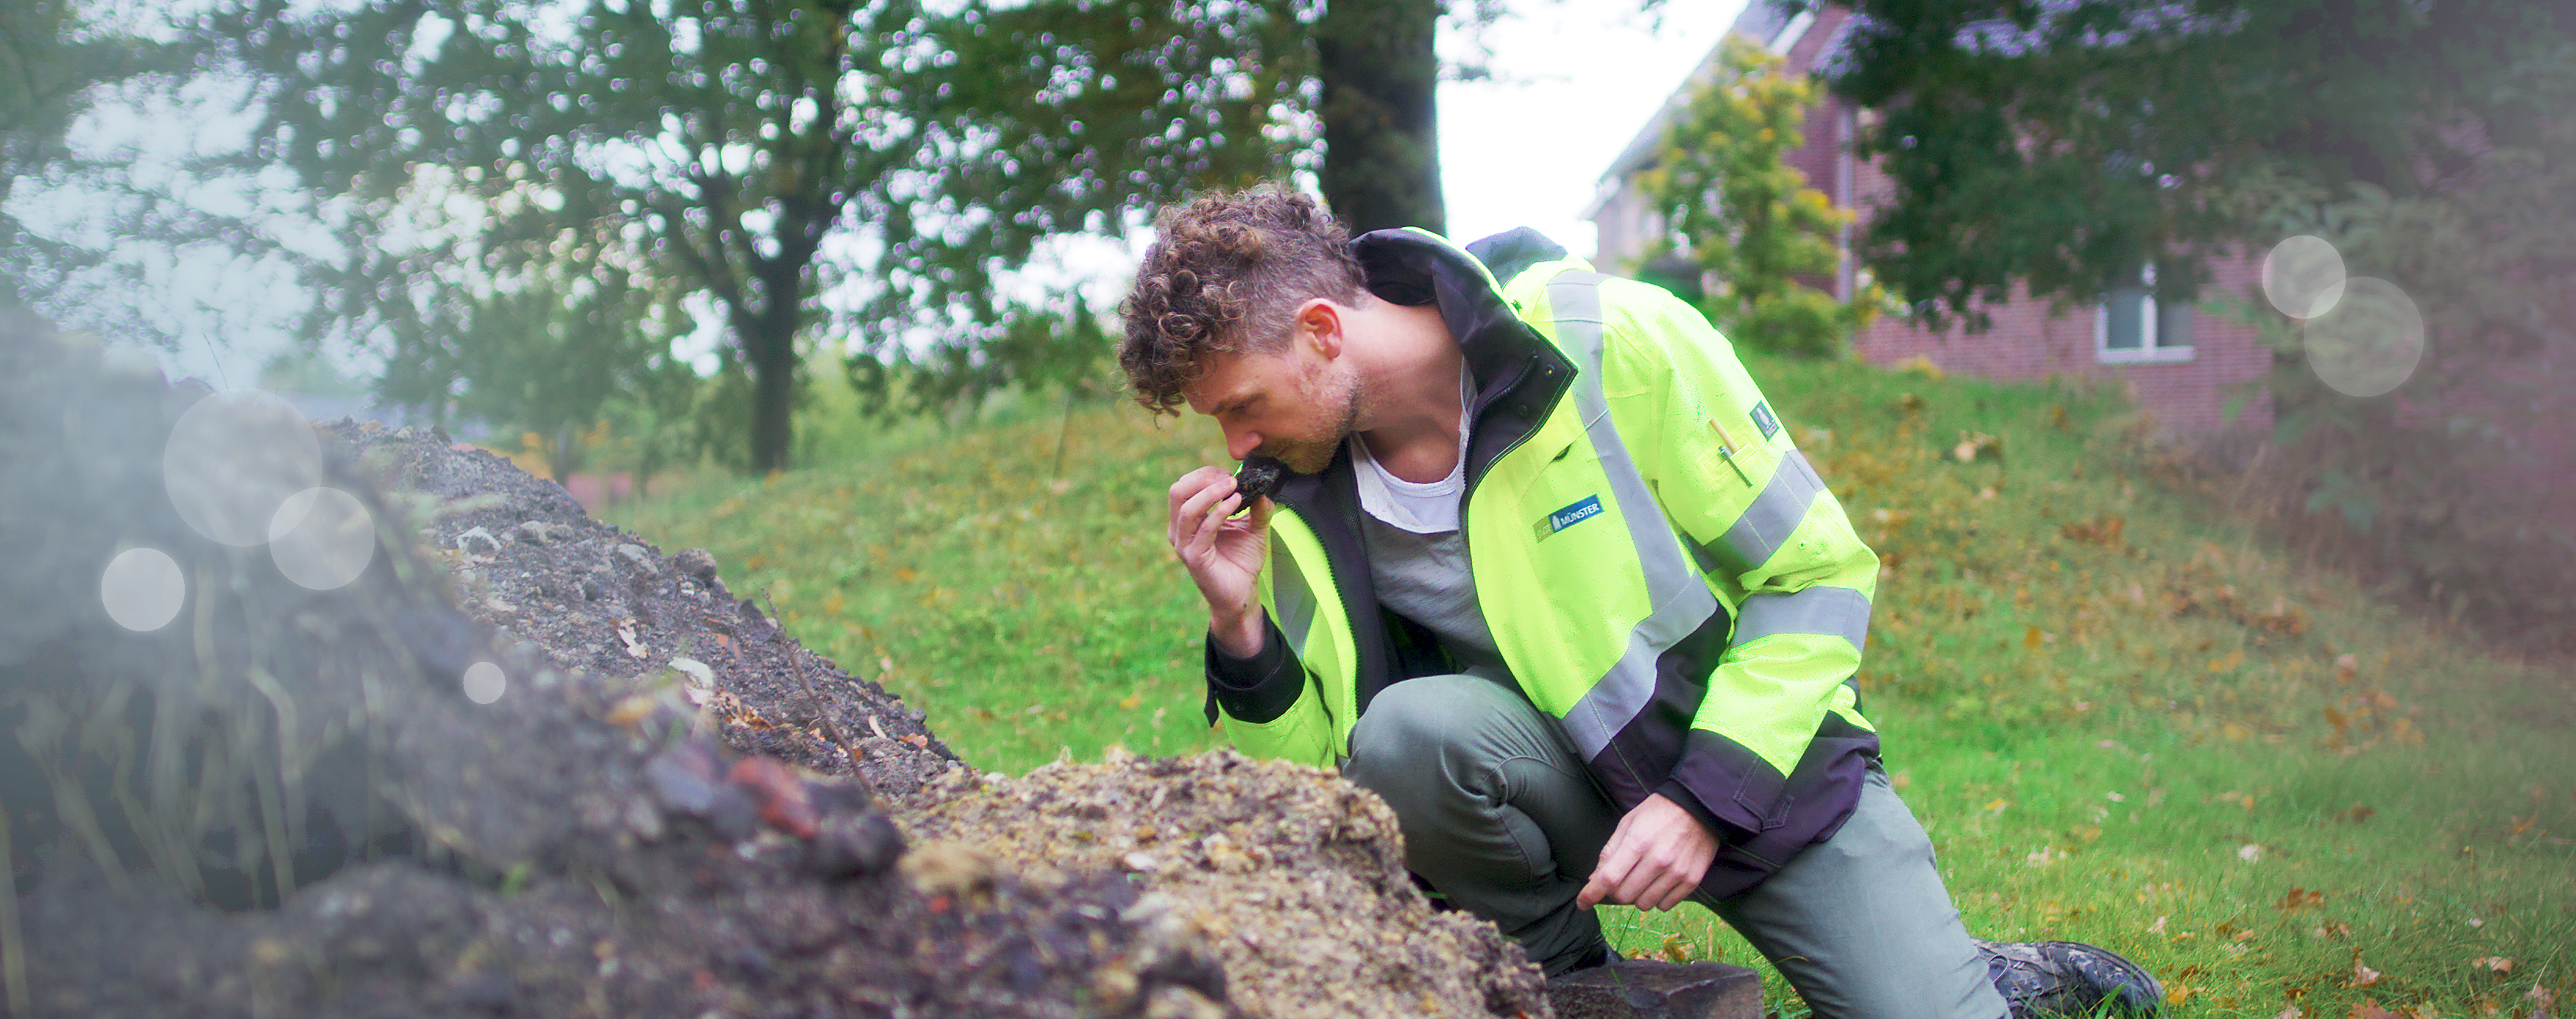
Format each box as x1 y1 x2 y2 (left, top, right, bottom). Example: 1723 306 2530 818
1438 0 1747 257
79 0 1748 386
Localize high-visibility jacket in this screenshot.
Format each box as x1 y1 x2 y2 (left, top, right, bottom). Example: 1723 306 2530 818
1204 227 1881 897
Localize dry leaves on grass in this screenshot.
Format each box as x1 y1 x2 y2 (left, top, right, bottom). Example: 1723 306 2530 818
2348 954 2385 989
2277 887 2328 912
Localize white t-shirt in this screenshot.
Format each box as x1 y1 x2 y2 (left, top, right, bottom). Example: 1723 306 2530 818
1348 371 1512 684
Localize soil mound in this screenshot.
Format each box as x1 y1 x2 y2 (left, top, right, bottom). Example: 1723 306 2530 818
0 316 1549 1017
907 750 1549 1019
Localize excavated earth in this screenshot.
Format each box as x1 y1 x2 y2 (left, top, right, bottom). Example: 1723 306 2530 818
0 318 1548 1018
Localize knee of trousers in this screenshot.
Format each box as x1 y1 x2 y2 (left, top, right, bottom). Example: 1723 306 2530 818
1342 675 1519 801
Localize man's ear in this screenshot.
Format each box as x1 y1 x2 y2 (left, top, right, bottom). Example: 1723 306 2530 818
1295 298 1345 360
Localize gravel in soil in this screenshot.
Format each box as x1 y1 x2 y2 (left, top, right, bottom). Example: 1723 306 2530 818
1 316 1552 1018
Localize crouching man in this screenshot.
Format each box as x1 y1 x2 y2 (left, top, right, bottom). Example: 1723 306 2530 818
1119 184 2158 1019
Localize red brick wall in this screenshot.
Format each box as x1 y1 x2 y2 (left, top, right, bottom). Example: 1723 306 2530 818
1769 6 2274 435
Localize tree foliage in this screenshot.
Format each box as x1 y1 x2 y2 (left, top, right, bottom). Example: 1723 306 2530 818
1640 36 1878 358
1816 0 2569 330
375 251 696 483
216 0 940 473
1810 0 2575 642
0 0 233 333
2225 142 2576 645
213 0 1346 472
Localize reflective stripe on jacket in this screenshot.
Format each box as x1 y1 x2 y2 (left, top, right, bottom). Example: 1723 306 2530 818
1207 227 1882 897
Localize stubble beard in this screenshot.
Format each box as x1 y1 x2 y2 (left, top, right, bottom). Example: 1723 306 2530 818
1268 364 1362 475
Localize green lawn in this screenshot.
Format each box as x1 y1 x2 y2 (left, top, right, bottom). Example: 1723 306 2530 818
609 354 2574 1019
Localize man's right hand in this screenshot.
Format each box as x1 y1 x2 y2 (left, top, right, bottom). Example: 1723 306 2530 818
1167 466 1273 657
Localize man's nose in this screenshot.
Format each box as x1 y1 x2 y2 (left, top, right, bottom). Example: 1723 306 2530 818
1225 428 1262 462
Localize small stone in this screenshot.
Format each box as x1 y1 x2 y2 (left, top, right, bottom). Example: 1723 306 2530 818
512 520 559 544
446 971 514 1012
624 796 665 841
645 741 723 814
670 547 719 583
726 756 818 838
805 780 876 818
1545 960 1762 1019
705 784 762 842
807 812 905 881
614 543 654 569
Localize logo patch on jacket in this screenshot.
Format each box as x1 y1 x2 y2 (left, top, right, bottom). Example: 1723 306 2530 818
1749 401 1781 441
1533 494 1604 542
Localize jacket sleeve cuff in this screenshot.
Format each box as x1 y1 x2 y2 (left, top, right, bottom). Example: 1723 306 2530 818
1654 778 1733 844
1203 614 1302 725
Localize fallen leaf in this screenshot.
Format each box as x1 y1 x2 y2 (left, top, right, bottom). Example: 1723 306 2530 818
1118 692 1143 710
2240 844 2265 862
2476 958 2517 976
2024 625 2043 650
2348 958 2383 989
2349 1001 2397 1019
2279 1007 2304 1019
2148 915 2168 934
2277 888 2328 912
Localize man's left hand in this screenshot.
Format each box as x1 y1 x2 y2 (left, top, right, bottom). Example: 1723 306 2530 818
1577 793 1718 912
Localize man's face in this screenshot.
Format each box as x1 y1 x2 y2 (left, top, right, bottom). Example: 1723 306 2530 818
1183 345 1361 476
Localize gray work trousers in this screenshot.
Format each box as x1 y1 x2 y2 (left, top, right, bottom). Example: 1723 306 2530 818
1342 675 2007 1019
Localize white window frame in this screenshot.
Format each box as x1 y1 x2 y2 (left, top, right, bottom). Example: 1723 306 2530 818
2097 263 2195 363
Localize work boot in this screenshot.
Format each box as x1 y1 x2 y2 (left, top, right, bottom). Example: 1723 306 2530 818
1975 939 2163 1018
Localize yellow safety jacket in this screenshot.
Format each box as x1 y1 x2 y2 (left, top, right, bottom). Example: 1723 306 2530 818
1205 227 1881 895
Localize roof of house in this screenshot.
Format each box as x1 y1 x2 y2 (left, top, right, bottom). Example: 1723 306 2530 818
1583 1 1847 218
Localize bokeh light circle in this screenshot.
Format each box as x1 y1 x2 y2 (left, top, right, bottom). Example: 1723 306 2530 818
2302 277 2424 397
100 547 186 632
267 487 376 591
163 389 322 547
462 661 507 704
2262 235 2348 319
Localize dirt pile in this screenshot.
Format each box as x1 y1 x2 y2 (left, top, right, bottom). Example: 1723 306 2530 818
907 750 1549 1019
0 316 1549 1018
342 419 959 805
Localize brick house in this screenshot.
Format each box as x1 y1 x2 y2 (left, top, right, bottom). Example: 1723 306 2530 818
1585 1 2271 434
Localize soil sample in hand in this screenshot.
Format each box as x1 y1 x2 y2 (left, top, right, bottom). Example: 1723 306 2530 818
1234 455 1288 500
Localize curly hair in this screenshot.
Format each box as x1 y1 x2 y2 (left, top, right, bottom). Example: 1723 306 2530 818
1117 184 1368 414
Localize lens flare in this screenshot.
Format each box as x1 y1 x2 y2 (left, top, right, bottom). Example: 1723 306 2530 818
463 661 507 705
2302 277 2424 397
100 547 186 632
163 389 322 547
2262 235 2348 319
268 487 376 591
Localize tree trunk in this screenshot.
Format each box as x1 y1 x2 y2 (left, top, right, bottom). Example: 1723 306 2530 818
1314 0 1446 235
745 299 800 475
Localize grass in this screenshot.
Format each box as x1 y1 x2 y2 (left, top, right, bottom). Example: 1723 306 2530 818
608 354 2575 1019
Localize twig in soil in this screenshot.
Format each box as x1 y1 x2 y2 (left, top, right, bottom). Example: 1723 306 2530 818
762 594 863 771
